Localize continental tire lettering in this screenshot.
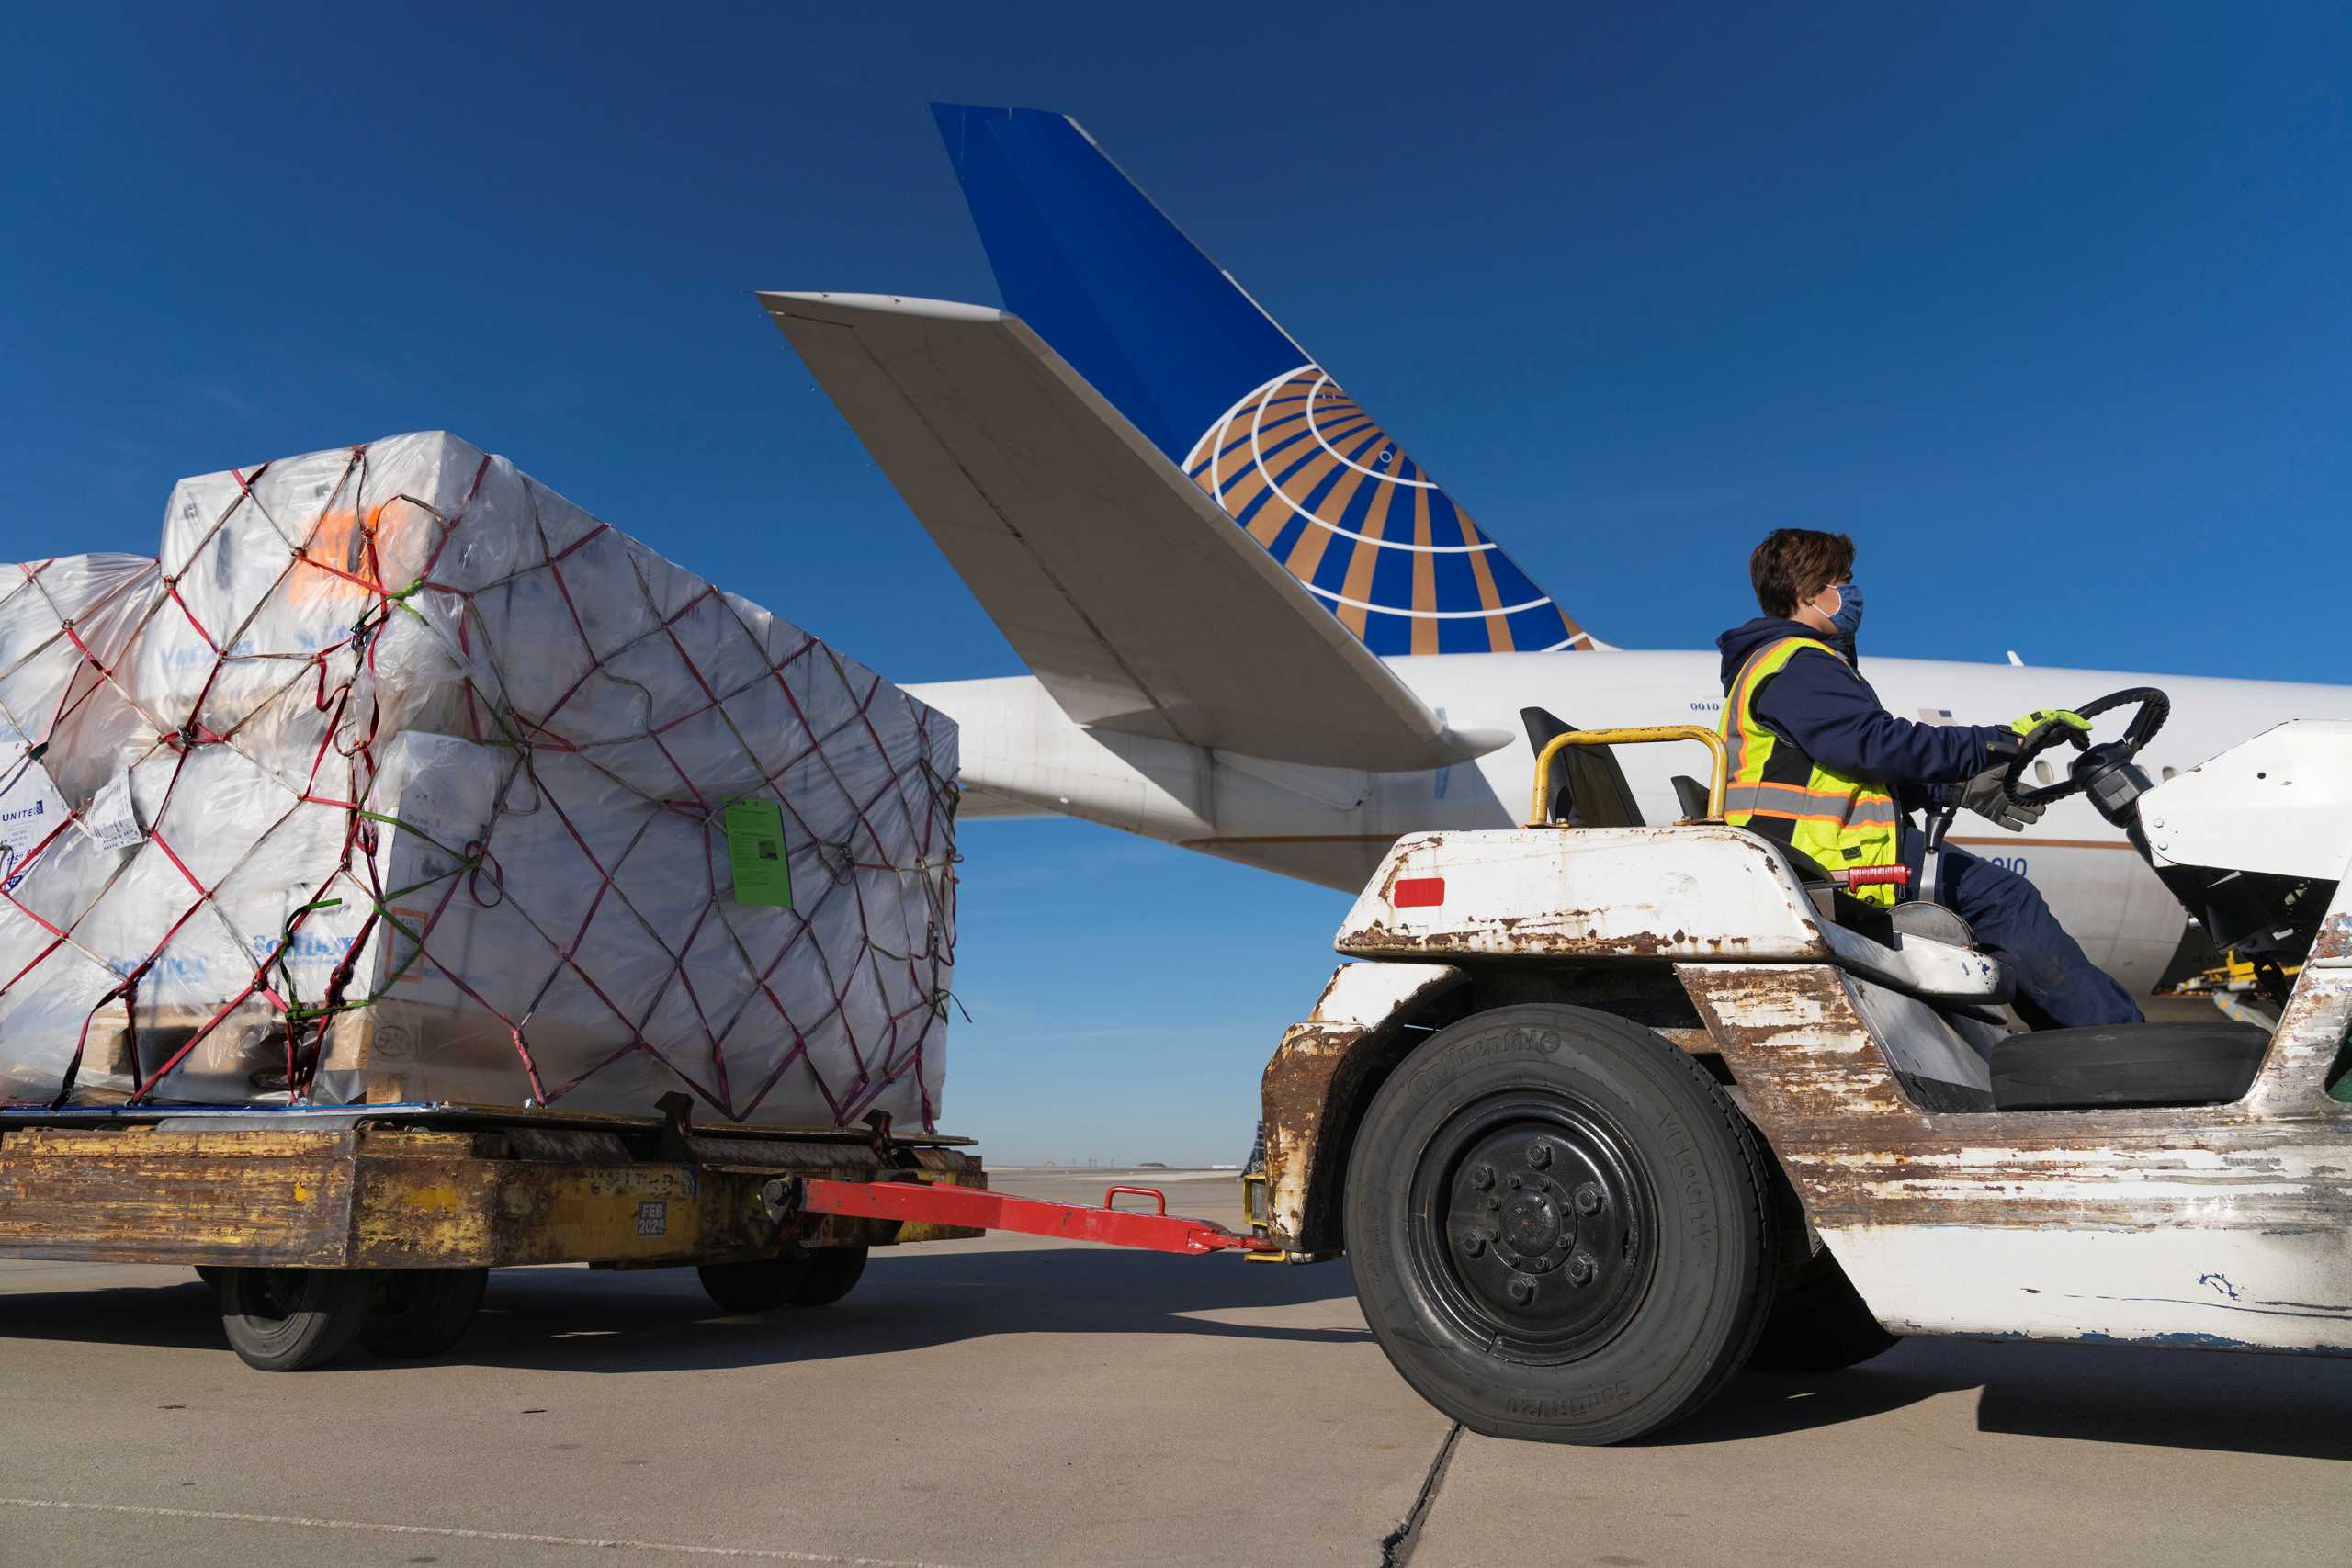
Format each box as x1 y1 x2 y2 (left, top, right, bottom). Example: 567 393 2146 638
1505 1382 1632 1420
1654 1111 1713 1235
1411 1025 1564 1096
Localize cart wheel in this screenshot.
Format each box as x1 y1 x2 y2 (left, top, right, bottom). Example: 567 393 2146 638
362 1268 490 1359
1345 1004 1779 1446
1748 1254 1900 1372
697 1253 811 1314
219 1267 375 1371
193 1266 228 1292
788 1245 867 1307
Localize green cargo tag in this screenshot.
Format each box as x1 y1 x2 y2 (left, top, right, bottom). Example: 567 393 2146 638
723 798 793 908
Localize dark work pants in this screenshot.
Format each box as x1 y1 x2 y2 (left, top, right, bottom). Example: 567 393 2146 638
1905 829 2145 1030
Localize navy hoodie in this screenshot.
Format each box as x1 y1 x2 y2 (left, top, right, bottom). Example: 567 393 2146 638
1714 617 2010 815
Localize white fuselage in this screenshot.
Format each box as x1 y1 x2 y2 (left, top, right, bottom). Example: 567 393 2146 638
910 651 2352 996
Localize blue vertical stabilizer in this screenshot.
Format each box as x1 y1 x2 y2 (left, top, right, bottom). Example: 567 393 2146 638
933 104 1594 656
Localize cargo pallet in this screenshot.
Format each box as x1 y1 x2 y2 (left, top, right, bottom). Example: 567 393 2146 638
0 1095 1270 1370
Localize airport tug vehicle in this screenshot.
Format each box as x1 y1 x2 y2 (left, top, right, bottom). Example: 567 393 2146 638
1246 694 2352 1444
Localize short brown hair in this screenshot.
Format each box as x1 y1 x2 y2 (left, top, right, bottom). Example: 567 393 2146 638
1750 528 1854 617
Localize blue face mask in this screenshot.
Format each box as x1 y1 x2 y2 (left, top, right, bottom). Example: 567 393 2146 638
1826 581 1864 647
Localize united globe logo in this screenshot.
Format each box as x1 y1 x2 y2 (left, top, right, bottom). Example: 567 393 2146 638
1182 367 1590 657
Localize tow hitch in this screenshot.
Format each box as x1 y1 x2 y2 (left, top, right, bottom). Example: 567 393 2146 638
763 1177 1281 1257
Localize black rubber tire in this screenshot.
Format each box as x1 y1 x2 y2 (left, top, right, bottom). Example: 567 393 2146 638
698 1253 812 1314
1345 1004 1779 1445
219 1267 376 1371
1748 1253 1900 1371
361 1268 490 1359
787 1245 868 1307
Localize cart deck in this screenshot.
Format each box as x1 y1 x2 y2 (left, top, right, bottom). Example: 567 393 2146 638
0 1099 1272 1370
0 1100 985 1271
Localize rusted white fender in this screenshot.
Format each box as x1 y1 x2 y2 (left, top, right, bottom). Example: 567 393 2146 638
1258 961 1466 1253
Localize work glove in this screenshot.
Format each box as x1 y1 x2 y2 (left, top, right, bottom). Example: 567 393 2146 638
1959 761 2046 832
2010 707 2093 743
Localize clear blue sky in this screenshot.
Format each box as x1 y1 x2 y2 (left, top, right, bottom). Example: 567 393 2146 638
5 4 2345 1161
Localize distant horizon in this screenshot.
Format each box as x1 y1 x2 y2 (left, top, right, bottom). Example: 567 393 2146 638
989 1163 1242 1172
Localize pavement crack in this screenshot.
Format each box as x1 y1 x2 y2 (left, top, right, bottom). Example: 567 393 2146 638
1376 1421 1463 1567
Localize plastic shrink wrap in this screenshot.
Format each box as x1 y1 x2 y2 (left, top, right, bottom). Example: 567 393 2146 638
0 555 163 806
0 434 957 1130
0 555 169 1097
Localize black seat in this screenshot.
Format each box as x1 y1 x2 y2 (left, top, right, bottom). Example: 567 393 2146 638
1669 773 1712 819
1736 830 1905 947
1697 771 1973 952
1520 709 1644 828
1991 1021 2271 1111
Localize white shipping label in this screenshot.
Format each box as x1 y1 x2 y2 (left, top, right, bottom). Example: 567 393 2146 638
0 742 72 890
82 769 145 852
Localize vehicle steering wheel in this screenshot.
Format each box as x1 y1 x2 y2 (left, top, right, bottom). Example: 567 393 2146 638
2000 688 2170 808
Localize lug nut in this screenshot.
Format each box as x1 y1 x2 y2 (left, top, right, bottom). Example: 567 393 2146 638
1574 1183 1604 1215
1567 1253 1596 1286
1508 1174 1523 1190
1526 1143 1553 1169
1469 1164 1495 1191
1507 1275 1536 1304
1462 1235 1486 1258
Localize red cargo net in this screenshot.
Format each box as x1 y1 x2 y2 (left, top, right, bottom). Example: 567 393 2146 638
0 442 958 1127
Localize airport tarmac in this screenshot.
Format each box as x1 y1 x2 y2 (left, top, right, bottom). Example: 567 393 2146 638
4 1167 2349 1567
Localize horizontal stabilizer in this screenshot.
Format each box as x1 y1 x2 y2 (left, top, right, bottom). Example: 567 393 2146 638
761 290 1510 771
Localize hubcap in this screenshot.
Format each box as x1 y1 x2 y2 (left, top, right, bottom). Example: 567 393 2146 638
245 1269 306 1321
1407 1092 1655 1363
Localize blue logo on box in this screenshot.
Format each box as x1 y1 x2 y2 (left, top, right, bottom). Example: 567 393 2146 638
251 930 357 964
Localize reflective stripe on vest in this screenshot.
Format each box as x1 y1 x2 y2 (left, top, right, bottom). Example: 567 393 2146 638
1716 636 1902 906
1720 782 1901 827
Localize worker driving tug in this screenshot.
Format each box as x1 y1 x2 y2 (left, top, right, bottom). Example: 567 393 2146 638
1716 528 2143 1030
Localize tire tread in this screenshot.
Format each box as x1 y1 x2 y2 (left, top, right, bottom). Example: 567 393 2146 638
1344 1003 1780 1444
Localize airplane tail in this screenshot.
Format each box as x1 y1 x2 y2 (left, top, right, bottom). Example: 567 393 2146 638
933 103 1599 658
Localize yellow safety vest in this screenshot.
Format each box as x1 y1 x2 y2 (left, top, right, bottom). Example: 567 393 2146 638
1717 636 1901 907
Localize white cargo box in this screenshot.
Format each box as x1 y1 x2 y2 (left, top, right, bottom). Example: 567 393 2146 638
0 434 957 1129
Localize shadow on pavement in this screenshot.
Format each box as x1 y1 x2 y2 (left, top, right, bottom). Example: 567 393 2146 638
15 1258 2350 1462
1967 1337 2352 1461
0 1275 232 1355
1659 1359 1973 1444
1667 1335 2352 1461
0 1244 1370 1375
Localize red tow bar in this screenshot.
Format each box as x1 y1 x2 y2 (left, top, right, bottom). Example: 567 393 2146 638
784 1178 1278 1257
